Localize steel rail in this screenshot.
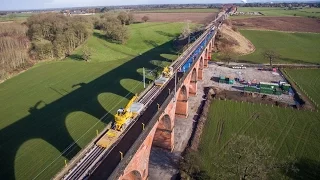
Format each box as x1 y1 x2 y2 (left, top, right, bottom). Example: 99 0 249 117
61 13 226 180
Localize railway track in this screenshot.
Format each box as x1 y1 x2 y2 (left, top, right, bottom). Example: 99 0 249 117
62 12 228 180
65 146 104 179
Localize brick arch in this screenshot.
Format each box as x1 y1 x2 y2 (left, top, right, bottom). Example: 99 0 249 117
122 170 142 180
198 56 204 80
152 114 173 150
208 42 212 61
205 48 208 60
175 85 188 118
211 38 215 51
189 68 197 96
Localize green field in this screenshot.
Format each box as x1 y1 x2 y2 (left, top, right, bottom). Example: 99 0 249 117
134 8 219 13
238 30 320 64
197 100 320 179
232 7 320 19
0 13 33 22
285 69 320 108
0 22 184 179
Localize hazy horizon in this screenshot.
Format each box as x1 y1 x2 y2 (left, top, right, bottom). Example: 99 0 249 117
0 0 318 11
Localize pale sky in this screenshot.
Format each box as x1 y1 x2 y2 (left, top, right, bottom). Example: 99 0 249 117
0 0 312 11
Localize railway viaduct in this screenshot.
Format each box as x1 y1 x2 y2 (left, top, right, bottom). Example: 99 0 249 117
119 42 213 180
78 6 238 180
89 18 224 179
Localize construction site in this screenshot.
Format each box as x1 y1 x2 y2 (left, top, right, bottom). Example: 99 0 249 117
206 63 295 106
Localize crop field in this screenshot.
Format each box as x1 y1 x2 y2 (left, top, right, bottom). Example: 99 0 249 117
198 100 320 179
233 7 320 19
134 8 219 13
285 69 320 108
238 30 320 64
0 22 184 180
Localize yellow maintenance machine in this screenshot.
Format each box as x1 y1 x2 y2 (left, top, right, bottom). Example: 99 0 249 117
154 66 173 86
96 95 144 148
113 95 144 131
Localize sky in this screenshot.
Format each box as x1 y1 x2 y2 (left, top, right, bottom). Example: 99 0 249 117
0 0 314 11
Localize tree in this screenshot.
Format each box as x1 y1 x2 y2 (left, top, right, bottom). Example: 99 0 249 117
27 13 92 59
126 13 134 25
219 48 236 64
142 16 149 22
81 45 91 61
212 135 283 180
262 50 280 67
179 151 210 180
181 20 192 39
101 16 129 44
114 26 129 44
117 12 128 25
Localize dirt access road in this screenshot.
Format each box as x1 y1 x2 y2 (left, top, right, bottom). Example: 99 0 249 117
134 12 217 24
233 17 320 33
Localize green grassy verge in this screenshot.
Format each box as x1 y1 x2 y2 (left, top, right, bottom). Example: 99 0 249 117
134 8 219 13
285 69 320 108
197 99 320 179
0 22 184 180
232 7 320 19
238 30 320 64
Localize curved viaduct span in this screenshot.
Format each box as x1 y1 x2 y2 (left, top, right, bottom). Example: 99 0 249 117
59 7 236 180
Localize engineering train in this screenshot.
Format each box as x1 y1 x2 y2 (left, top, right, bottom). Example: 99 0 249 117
63 11 233 179
95 26 217 148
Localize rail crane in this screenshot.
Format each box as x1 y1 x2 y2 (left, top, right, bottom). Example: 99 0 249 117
113 95 144 131
96 95 144 148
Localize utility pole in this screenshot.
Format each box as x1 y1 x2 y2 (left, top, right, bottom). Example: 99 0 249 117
143 67 145 88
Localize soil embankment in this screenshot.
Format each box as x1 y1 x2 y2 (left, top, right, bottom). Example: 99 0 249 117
215 23 255 55
188 87 216 150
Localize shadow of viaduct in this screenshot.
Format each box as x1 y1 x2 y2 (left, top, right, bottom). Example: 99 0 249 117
0 39 176 179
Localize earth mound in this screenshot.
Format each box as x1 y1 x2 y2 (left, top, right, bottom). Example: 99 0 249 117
215 23 255 55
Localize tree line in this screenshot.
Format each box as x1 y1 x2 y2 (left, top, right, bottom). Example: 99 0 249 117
0 11 136 81
0 23 30 80
27 13 93 60
94 12 134 44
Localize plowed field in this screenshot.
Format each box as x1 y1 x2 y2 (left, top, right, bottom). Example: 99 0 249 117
233 17 320 33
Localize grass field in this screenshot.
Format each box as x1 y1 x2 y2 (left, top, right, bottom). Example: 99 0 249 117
197 100 320 179
134 8 219 13
285 69 320 108
0 13 33 22
238 30 320 64
232 7 320 19
0 22 184 180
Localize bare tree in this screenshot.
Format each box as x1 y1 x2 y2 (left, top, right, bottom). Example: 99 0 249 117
181 20 192 39
117 11 128 25
81 45 91 61
126 13 134 25
219 48 236 64
142 16 149 22
101 15 129 44
263 50 280 67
